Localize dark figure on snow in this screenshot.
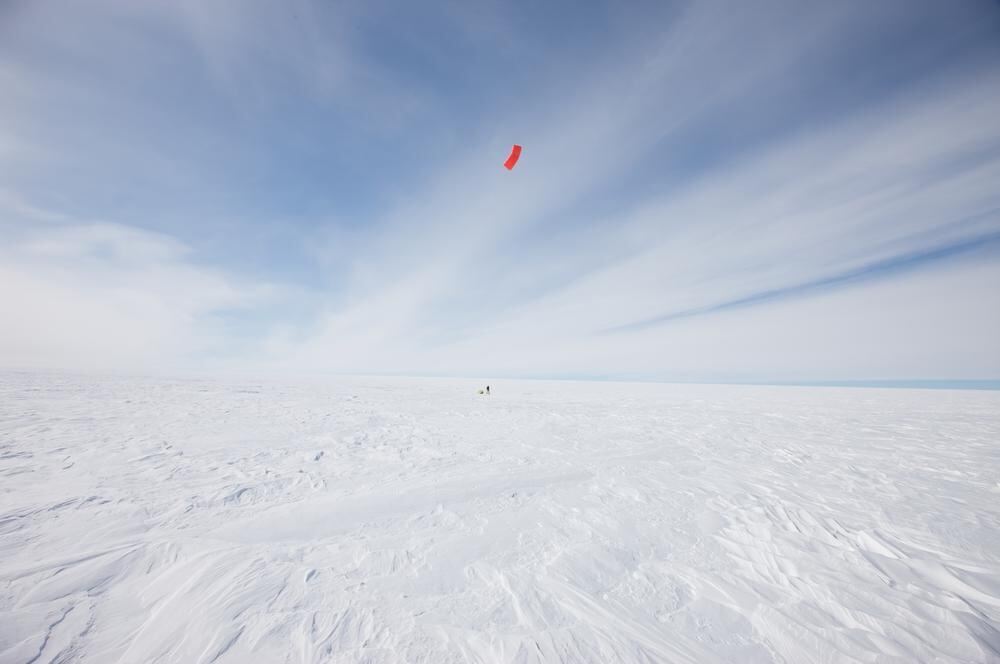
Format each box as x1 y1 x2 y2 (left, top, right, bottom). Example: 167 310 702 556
486 385 490 395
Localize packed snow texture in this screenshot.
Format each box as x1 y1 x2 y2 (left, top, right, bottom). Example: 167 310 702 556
1 373 999 663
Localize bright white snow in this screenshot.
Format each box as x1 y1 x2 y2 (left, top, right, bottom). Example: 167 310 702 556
1 373 999 663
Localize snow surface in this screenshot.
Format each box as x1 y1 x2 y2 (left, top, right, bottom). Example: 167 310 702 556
1 372 1000 663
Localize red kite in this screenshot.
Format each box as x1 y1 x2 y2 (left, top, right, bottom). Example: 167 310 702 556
504 144 522 170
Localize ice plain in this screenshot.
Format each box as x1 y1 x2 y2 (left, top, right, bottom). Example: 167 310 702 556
1 372 999 663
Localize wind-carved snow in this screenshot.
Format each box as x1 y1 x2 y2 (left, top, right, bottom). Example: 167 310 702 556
1 373 999 663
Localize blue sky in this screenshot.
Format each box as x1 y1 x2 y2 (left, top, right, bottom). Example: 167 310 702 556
2 0 999 382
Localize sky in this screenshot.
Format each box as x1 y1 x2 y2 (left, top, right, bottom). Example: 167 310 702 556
2 0 1000 383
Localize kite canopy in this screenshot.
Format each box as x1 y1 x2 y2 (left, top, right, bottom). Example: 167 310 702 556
504 144 522 170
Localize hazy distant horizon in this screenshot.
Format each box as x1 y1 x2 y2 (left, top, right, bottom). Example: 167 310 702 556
3 367 999 393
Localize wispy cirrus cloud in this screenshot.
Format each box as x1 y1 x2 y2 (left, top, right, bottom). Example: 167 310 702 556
1 0 998 380
0 216 267 372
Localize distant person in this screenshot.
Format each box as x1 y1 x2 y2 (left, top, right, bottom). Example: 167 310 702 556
486 385 490 396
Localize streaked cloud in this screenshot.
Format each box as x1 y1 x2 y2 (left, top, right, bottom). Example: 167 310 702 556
1 0 998 380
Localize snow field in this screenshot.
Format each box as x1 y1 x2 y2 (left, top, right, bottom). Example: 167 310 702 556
1 373 999 663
